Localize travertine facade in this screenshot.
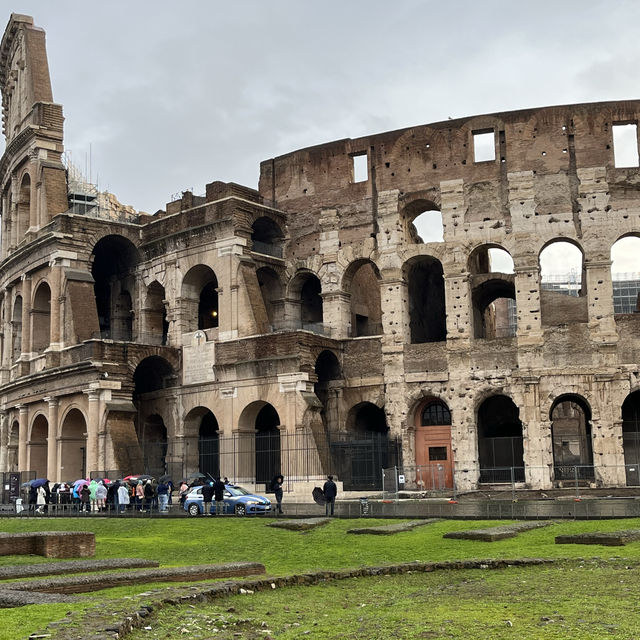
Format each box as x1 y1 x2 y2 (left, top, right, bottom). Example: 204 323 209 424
2 13 640 494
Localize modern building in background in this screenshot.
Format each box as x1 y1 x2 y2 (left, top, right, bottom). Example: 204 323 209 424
2 14 640 497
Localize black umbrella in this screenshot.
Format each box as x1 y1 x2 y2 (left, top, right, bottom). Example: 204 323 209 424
312 487 327 505
159 474 172 483
187 472 206 482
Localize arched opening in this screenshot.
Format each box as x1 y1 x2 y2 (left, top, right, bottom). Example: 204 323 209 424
550 395 594 483
133 356 177 395
468 245 515 275
471 279 517 339
414 398 453 489
181 265 218 333
251 216 284 258
60 409 87 480
143 281 168 345
346 261 382 337
199 410 220 479
17 173 30 241
255 404 280 484
540 240 585 296
477 395 524 483
257 267 283 331
406 256 446 343
621 391 640 485
611 236 640 313
403 199 443 243
314 350 343 432
32 282 51 353
29 414 48 478
92 235 138 340
7 420 18 471
12 296 22 360
290 272 323 331
342 402 390 490
138 414 167 477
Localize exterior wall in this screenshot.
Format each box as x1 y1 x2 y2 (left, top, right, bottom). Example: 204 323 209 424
1 14 640 493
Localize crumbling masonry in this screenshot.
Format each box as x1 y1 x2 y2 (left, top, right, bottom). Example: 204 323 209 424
1 13 640 496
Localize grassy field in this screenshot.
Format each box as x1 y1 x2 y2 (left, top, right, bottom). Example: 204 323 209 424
2 516 640 639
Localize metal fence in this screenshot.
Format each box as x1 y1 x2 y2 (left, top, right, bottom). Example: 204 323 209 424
382 463 640 501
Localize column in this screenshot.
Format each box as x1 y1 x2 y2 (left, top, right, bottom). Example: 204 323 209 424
48 260 62 350
85 390 100 476
45 397 59 481
17 404 28 471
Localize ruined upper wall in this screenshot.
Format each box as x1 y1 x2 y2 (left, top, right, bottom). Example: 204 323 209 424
0 14 55 144
259 101 640 216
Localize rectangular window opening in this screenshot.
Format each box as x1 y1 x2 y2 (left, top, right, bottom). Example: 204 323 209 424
473 130 496 163
429 446 448 461
352 153 368 183
613 123 639 168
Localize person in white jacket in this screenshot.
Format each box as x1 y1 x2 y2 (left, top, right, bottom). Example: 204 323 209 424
117 482 130 514
36 485 47 514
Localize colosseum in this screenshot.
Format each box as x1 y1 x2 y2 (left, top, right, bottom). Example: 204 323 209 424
2 13 640 499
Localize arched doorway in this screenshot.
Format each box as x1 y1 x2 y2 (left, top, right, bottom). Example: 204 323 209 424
139 414 168 478
314 350 342 432
477 395 524 483
550 395 594 483
199 410 220 479
621 391 640 485
59 409 87 480
289 272 323 331
143 281 168 345
345 260 382 337
29 414 48 478
255 404 280 484
181 265 219 332
342 402 391 490
414 399 453 489
405 257 447 343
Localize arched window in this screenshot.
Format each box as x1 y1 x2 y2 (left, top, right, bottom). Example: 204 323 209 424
622 391 640 485
406 256 446 343
403 199 443 243
252 217 284 258
345 260 382 337
421 401 451 426
32 282 51 353
611 236 640 313
181 265 218 333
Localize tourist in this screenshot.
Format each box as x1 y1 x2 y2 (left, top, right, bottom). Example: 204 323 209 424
89 479 99 512
271 474 284 515
178 481 189 505
95 481 107 512
201 481 214 515
135 480 144 510
80 484 90 512
323 475 337 516
117 482 130 514
157 479 170 512
35 484 47 514
142 480 155 512
213 477 226 515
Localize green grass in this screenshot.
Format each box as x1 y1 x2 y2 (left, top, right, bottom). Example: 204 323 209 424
125 560 640 639
3 516 640 639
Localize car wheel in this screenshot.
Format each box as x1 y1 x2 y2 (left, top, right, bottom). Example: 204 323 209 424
235 504 246 516
188 503 200 517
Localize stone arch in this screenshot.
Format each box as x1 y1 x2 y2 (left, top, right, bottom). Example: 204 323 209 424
184 406 220 479
251 216 284 258
142 280 168 345
29 413 48 478
59 407 87 480
413 396 453 489
550 393 594 483
31 281 51 353
476 394 524 482
314 350 343 434
16 172 31 241
256 267 284 330
137 413 167 477
610 234 640 313
343 401 390 490
288 270 323 330
237 400 281 484
404 255 446 343
622 390 640 485
343 259 382 337
402 198 443 243
468 243 515 275
471 276 516 339
12 295 22 360
181 264 219 332
539 237 585 296
91 235 139 340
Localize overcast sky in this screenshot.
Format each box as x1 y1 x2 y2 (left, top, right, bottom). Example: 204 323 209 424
4 1 640 254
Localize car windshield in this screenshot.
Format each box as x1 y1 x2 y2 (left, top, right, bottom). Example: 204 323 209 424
226 485 251 496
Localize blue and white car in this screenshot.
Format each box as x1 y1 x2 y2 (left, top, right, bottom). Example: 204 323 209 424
184 484 271 516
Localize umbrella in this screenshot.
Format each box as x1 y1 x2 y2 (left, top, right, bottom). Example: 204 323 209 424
21 479 36 488
124 474 152 484
73 479 89 488
31 478 49 488
312 487 327 505
187 472 206 482
159 474 172 483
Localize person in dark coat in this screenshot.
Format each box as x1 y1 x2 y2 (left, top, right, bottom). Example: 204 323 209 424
28 485 37 513
142 480 155 512
201 481 214 515
80 484 90 512
213 477 226 515
323 475 337 516
271 474 284 514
